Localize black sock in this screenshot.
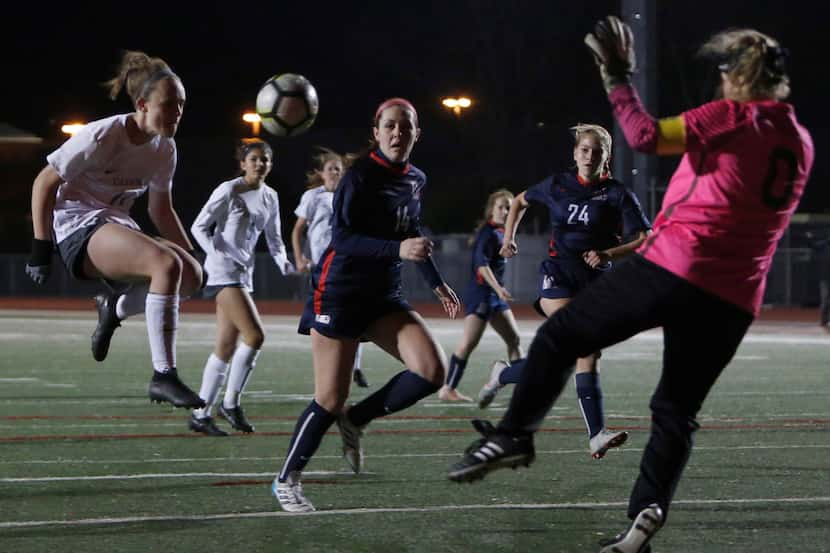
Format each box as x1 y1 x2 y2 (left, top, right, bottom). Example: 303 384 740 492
278 400 336 481
348 370 439 427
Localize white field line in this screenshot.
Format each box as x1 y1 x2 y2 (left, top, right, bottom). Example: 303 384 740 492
1 316 829 345
2 385 828 407
1 443 828 472
1 496 829 529
2 409 828 431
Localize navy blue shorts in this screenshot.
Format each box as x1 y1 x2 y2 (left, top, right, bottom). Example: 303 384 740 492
298 295 413 340
463 285 510 320
537 257 607 300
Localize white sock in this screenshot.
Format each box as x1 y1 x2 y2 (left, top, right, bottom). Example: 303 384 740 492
223 343 260 408
115 284 150 320
193 353 229 418
353 343 363 371
145 293 179 373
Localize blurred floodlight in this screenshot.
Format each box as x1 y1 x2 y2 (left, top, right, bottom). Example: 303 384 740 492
61 123 85 135
441 96 473 116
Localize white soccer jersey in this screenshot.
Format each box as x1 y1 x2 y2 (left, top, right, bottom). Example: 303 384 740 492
294 186 334 265
47 114 176 244
191 177 292 291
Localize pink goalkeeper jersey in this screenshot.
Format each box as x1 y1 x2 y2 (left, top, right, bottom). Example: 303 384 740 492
611 86 814 315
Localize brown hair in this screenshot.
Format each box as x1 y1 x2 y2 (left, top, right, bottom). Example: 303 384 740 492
699 29 790 101
104 50 181 106
235 138 273 162
305 147 345 189
351 98 420 161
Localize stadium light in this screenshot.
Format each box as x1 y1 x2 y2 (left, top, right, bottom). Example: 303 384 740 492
243 112 261 136
441 97 473 117
61 123 85 135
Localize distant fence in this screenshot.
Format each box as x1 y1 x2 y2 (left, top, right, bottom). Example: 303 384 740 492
1 227 825 308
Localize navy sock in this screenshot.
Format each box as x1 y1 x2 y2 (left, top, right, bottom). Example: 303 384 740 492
446 354 468 388
278 400 336 481
348 370 439 427
575 372 604 437
499 358 526 385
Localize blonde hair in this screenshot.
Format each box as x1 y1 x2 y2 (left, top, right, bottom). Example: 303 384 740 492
104 50 181 106
571 123 613 177
470 188 515 242
305 147 345 189
699 29 790 101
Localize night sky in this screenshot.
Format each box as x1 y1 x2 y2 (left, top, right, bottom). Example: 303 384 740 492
2 0 827 246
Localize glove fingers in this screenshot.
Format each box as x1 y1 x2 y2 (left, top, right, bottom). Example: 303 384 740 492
594 19 613 44
584 33 607 65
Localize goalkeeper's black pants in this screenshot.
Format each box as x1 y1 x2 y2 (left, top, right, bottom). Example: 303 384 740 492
497 254 753 522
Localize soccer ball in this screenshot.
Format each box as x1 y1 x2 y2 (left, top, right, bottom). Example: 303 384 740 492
256 73 319 137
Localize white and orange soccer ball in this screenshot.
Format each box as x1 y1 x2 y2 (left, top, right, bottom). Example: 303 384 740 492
255 73 319 137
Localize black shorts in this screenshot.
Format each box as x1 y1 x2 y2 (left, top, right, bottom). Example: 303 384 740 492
56 221 105 280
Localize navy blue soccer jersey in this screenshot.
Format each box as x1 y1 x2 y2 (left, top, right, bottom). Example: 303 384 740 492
525 172 651 259
310 150 443 306
468 222 506 289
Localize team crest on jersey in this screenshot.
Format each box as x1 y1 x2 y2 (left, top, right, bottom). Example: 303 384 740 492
591 188 609 201
315 314 331 324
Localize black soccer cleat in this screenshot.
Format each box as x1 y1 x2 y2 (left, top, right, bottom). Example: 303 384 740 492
91 292 122 362
598 504 664 553
218 404 255 433
188 414 228 436
352 368 369 388
148 369 206 409
447 419 535 483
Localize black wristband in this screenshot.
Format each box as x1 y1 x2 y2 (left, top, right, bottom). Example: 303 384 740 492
29 238 53 265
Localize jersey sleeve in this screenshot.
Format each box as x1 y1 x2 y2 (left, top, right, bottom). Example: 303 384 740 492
148 140 176 192
190 185 228 257
330 168 401 259
264 190 293 275
410 221 444 290
471 227 493 270
524 176 554 206
294 189 313 219
46 122 114 182
618 185 652 237
683 100 752 152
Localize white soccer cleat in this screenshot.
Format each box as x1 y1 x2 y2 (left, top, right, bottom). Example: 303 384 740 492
336 412 364 474
272 472 315 513
590 428 629 459
477 360 508 409
598 503 663 553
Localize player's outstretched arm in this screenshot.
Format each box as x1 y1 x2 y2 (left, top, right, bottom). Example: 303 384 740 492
500 191 529 258
584 15 636 94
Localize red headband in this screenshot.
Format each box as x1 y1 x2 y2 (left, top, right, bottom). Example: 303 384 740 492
374 97 418 125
